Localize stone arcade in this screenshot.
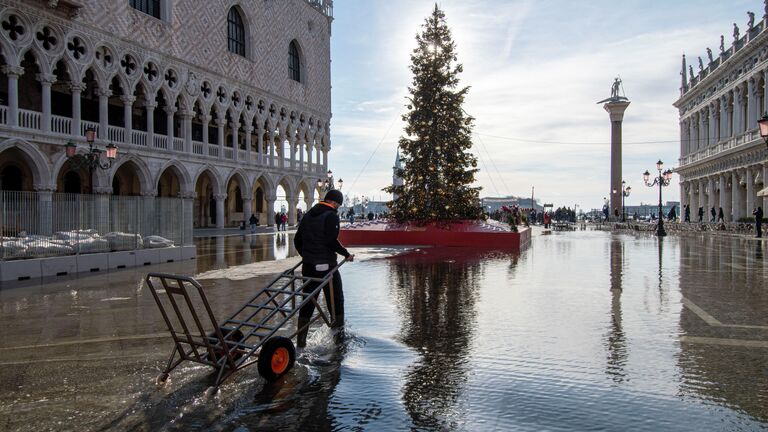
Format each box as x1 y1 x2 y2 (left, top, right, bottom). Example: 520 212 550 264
675 5 768 221
0 0 333 235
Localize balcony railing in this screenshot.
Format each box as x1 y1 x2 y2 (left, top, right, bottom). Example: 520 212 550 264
0 105 323 172
680 129 760 167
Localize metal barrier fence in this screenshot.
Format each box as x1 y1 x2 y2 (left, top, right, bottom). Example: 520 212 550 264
0 191 191 260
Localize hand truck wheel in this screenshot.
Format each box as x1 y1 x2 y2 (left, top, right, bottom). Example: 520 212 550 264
257 336 295 382
156 373 169 385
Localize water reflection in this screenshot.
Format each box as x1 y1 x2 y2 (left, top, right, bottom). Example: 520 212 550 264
676 236 768 421
605 237 627 383
388 248 488 430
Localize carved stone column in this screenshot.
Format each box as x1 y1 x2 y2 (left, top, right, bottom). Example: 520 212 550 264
217 117 226 159
731 171 741 221
178 109 193 153
121 95 135 145
180 191 195 245
38 73 55 132
733 87 743 135
719 95 729 140
256 125 264 165
230 121 238 161
165 106 177 143
242 197 253 229
709 103 718 146
244 123 253 163
3 65 23 127
97 88 112 140
265 191 277 227
746 167 755 219
93 186 113 236
698 179 706 219
287 195 297 226
719 174 727 219
201 114 210 145
145 100 157 147
214 193 226 229
70 82 86 137
34 187 54 236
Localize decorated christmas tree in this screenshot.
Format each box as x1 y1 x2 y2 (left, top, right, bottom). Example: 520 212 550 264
385 4 483 223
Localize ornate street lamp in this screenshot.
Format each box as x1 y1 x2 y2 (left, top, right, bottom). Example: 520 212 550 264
317 169 342 198
621 181 631 222
65 126 118 174
643 159 673 237
758 113 768 148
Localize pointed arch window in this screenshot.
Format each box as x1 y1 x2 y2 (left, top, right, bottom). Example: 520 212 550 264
228 8 246 57
130 0 160 19
289 40 301 82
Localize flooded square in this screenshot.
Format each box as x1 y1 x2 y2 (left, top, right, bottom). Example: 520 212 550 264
0 230 767 431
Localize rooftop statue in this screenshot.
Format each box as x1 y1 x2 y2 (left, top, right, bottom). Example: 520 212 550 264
706 47 714 63
733 23 740 42
720 35 725 52
689 65 694 81
698 56 704 71
748 11 755 29
597 77 629 104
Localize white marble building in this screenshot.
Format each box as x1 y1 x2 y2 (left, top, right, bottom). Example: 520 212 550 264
675 5 768 221
0 0 333 231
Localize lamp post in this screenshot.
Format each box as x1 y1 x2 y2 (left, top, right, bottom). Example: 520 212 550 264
65 126 118 192
317 169 343 199
643 159 673 236
758 114 768 147
621 181 631 222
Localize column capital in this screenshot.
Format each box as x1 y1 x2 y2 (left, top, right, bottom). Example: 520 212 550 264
178 109 194 118
32 184 55 193
144 100 157 109
244 123 253 133
93 186 114 195
36 73 56 85
69 82 87 93
2 65 24 77
164 106 177 115
141 191 157 198
213 193 227 200
179 191 196 199
96 88 112 98
201 114 211 122
120 95 136 105
216 117 227 127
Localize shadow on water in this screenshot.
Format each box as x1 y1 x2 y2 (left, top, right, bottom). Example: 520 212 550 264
387 247 519 430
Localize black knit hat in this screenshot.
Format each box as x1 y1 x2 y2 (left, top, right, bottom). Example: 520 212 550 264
324 189 344 205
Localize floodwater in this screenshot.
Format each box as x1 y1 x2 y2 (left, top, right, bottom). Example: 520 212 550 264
0 229 767 431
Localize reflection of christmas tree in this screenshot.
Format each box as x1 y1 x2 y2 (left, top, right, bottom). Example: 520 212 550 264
385 5 483 223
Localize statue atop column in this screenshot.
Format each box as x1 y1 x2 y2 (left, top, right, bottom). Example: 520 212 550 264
748 11 755 30
733 23 740 42
597 77 629 104
698 56 704 72
706 47 714 63
720 35 725 53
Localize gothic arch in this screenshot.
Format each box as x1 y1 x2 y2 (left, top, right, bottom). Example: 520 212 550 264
155 160 193 194
0 138 52 190
109 154 152 194
193 165 223 195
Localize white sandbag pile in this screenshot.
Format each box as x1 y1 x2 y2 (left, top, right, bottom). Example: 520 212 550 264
24 236 73 256
104 232 142 251
0 239 28 259
144 235 174 249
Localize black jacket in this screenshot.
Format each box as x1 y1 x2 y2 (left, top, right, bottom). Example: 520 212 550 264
294 202 350 265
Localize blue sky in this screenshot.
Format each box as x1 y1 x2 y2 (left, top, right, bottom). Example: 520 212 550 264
328 0 757 211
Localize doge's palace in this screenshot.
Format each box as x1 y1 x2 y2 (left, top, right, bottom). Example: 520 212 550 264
0 0 333 234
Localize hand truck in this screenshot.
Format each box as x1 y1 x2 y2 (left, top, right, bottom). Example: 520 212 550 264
145 258 346 395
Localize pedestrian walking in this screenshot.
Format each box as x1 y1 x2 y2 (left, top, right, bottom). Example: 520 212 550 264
698 206 704 223
275 212 282 230
718 207 725 222
293 189 353 348
668 205 677 222
753 206 763 238
280 212 288 231
710 206 716 222
249 213 258 233
684 205 690 222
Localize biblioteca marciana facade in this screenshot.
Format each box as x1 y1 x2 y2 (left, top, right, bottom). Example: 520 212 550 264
675 5 768 221
0 0 333 231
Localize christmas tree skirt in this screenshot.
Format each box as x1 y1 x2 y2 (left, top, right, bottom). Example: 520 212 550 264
339 220 530 249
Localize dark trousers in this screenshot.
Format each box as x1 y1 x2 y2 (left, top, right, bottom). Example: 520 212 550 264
299 263 344 319
757 222 762 238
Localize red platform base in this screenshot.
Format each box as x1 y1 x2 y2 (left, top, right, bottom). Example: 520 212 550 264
338 220 530 250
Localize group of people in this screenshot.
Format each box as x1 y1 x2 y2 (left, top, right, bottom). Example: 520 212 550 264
274 212 289 231
676 204 764 238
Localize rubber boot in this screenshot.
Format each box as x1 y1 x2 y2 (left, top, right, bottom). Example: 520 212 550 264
296 317 310 348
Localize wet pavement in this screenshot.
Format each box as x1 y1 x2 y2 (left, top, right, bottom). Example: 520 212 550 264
0 229 767 431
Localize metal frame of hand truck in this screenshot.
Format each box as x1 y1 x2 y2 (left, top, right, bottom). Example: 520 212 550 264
145 258 346 391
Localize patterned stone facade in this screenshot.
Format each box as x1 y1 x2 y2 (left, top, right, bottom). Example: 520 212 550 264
0 0 333 229
675 5 768 222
